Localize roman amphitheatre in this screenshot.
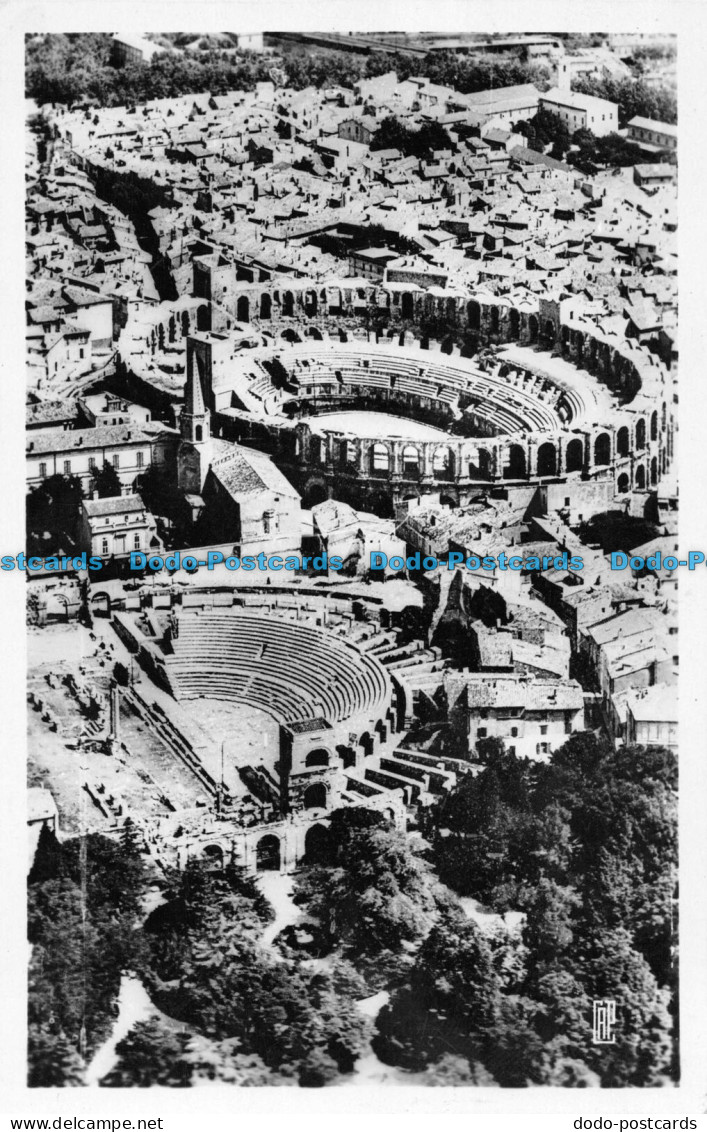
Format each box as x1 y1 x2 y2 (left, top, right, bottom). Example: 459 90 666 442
51 274 675 875
128 277 675 517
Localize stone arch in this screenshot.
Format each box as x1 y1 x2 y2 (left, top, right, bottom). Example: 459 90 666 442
543 320 556 348
594 433 611 467
303 782 327 810
256 834 281 871
202 843 224 869
310 436 326 463
303 480 328 508
650 410 658 441
433 445 455 480
504 444 527 479
650 456 658 486
509 308 520 340
617 426 630 457
259 292 272 319
402 445 421 477
469 448 492 480
537 441 557 477
617 472 630 494
304 289 318 316
304 823 334 865
401 292 414 320
565 438 584 473
636 418 646 449
181 310 190 338
282 291 294 317
467 300 481 330
305 748 330 768
236 296 249 322
490 306 500 334
528 314 539 344
635 464 646 490
369 443 390 476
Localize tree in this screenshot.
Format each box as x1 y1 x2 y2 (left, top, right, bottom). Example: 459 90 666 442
374 912 509 1073
28 1025 86 1088
26 473 84 553
295 808 444 956
100 1019 191 1087
91 460 122 499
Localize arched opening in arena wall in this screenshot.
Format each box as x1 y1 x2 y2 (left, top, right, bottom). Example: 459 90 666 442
303 783 327 811
504 444 527 479
617 473 630 494
528 315 539 344
635 464 646 490
467 301 481 330
617 426 630 457
433 446 455 481
282 291 294 317
509 309 520 340
636 418 646 449
202 844 225 870
304 823 334 866
565 439 584 473
237 296 250 323
537 442 557 477
402 446 421 478
256 835 281 871
369 443 390 477
303 482 328 508
260 293 272 319
469 448 492 480
305 749 330 768
594 433 611 467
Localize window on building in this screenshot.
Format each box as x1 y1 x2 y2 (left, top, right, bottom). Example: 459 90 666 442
101 539 109 555
477 727 487 739
133 533 141 550
88 457 97 471
63 460 71 474
136 451 144 468
511 726 518 737
112 454 120 468
540 725 548 736
39 462 47 478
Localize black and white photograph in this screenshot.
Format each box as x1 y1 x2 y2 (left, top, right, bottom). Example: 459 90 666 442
3 2 705 1118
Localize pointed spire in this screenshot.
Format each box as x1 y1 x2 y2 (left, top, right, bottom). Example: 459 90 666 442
185 362 206 417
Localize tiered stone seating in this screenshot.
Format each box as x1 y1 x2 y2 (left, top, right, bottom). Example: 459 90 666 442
165 611 392 727
224 339 610 437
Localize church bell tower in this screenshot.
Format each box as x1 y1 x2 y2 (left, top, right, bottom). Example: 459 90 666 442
177 355 212 495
